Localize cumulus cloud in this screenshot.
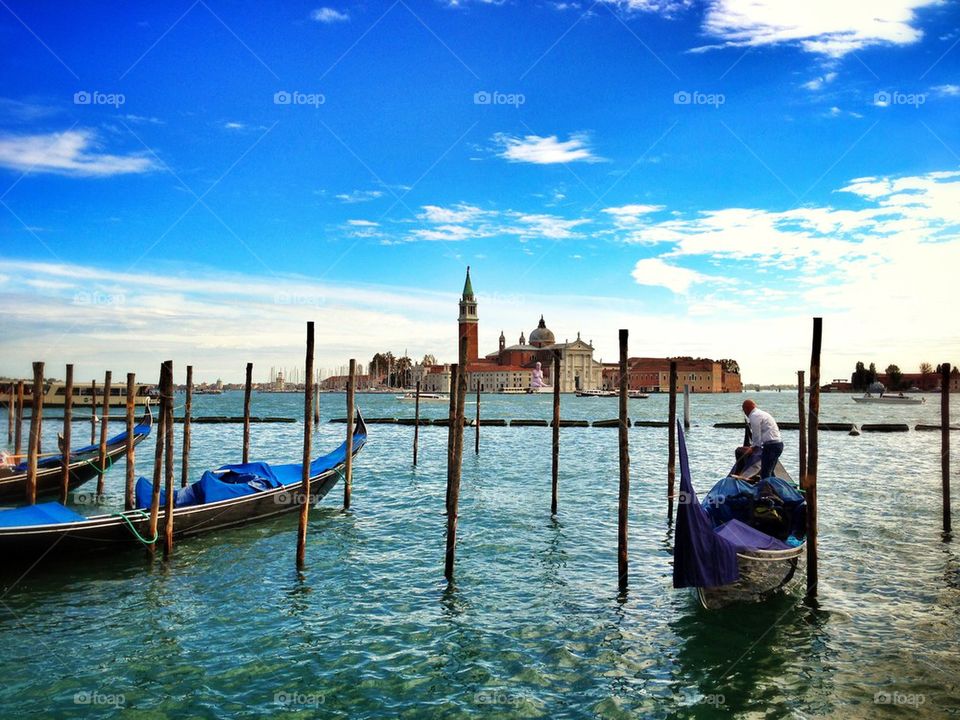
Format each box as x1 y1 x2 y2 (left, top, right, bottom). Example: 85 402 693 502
493 132 602 164
631 258 706 293
311 7 349 23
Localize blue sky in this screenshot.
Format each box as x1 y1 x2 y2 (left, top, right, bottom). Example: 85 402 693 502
1 0 959 383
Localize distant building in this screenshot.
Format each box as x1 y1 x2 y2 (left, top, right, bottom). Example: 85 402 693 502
601 357 742 393
320 374 371 391
453 267 604 392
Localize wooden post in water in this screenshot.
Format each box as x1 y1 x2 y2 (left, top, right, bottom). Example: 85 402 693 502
667 360 678 524
444 337 468 582
124 372 136 510
942 363 952 536
617 330 630 592
14 381 23 457
6 385 12 444
96 371 112 497
806 318 822 600
412 381 421 466
147 363 167 557
297 322 316 568
313 377 320 425
163 361 175 558
551 351 561 516
475 383 481 455
445 364 460 512
90 379 97 445
25 362 44 505
181 365 193 487
343 359 356 510
797 371 806 484
683 384 690 430
60 365 74 505
242 362 253 464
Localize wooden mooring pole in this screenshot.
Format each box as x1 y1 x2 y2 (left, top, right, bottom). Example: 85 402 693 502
147 362 167 557
475 383 481 455
90 379 97 445
25 362 44 505
617 330 630 592
6 385 12 444
96 371 112 497
444 337 468 582
242 362 253 464
296 322 315 569
798 370 806 484
163 361 175 558
181 365 193 488
942 362 952 536
124 372 136 510
445 364 460 512
14 381 23 457
412 381 421 466
343 359 355 510
60 365 74 505
313 373 320 426
551 351 561 516
667 360 678 524
806 318 822 600
683 383 690 430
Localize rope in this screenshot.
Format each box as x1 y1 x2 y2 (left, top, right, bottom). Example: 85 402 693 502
83 454 114 474
112 510 157 545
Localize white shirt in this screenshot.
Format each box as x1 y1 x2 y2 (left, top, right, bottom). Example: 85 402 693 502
748 408 782 446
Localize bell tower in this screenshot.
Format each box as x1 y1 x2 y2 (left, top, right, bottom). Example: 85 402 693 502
458 266 479 362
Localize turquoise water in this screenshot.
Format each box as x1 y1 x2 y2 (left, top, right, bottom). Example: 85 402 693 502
2 391 959 718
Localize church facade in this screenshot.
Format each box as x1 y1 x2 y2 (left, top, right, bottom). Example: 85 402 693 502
451 267 603 392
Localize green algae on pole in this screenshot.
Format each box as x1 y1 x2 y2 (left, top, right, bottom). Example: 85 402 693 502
297 322 315 569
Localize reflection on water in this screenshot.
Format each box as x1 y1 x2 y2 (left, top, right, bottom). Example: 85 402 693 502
1 391 958 718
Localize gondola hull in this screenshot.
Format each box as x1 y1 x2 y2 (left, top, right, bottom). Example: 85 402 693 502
0 411 153 503
696 545 805 610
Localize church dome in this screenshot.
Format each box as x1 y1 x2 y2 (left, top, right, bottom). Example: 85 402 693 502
529 315 555 347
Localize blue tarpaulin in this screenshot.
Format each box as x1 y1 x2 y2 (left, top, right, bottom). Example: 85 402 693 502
0 502 86 527
13 421 152 472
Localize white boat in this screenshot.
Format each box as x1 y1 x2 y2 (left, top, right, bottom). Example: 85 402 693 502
4 381 156 409
396 391 447 402
852 393 925 405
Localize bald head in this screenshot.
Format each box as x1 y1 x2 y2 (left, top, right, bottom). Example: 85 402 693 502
742 399 756 416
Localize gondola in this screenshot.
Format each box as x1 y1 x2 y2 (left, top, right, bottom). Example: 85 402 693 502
0 410 153 503
0 412 366 559
673 421 806 609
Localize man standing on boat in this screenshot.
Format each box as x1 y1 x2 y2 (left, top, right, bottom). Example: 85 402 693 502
741 399 783 479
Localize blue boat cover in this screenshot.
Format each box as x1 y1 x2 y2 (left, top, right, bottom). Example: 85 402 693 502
135 431 362 510
704 475 806 538
673 422 741 589
13 421 152 472
715 519 790 552
0 502 86 527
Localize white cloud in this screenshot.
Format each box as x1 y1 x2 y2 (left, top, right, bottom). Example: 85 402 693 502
335 189 384 203
347 219 379 227
802 71 837 91
508 213 588 239
932 84 960 97
311 7 349 23
631 258 705 293
700 0 939 57
419 203 488 224
0 130 155 177
493 132 602 164
224 121 245 130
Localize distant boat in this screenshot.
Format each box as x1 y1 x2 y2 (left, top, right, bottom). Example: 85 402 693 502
577 389 649 398
193 388 223 395
396 391 446 402
674 422 805 609
10 381 156 409
852 393 925 405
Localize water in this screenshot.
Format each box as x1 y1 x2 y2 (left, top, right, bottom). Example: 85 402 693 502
2 391 958 718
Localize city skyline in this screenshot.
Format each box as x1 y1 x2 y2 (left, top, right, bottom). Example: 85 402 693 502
1 2 959 383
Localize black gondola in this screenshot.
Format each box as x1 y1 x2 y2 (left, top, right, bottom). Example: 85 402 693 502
0 410 153 503
0 412 366 560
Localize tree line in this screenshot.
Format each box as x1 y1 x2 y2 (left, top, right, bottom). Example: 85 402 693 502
852 361 957 391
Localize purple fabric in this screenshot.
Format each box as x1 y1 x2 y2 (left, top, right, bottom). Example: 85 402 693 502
715 519 791 552
673 422 741 589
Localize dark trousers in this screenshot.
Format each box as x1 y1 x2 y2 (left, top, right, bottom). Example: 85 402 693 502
760 441 784 479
